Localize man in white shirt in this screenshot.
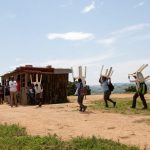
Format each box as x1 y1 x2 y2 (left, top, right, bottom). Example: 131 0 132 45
9 76 17 107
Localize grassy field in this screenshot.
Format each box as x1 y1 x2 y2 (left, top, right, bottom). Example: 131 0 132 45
0 124 139 150
89 98 150 115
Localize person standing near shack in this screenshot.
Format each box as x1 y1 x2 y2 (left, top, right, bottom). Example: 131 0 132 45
16 76 21 105
4 79 10 104
9 76 17 107
35 84 43 107
99 76 116 108
75 78 87 112
27 83 35 105
0 83 4 104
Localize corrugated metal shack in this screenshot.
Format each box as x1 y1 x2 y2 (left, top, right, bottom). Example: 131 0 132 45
1 65 72 105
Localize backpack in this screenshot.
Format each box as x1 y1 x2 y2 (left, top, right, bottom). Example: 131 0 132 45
139 82 147 94
79 87 86 96
108 82 114 92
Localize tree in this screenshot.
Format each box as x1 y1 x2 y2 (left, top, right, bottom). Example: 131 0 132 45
67 81 76 96
125 86 136 92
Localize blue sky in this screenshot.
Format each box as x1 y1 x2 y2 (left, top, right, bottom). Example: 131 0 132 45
0 0 150 85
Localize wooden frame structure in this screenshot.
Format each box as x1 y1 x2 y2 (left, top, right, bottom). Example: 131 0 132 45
72 66 87 86
100 65 113 78
128 64 150 83
1 65 72 105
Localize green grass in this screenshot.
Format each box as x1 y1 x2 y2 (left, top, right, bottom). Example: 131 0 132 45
0 124 139 150
89 98 150 115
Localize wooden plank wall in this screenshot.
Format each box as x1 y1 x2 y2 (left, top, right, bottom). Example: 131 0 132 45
2 73 69 105
42 74 68 104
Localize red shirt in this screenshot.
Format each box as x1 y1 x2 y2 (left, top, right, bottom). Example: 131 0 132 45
16 80 21 92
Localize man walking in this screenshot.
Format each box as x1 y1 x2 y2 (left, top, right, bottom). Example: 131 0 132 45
129 75 148 109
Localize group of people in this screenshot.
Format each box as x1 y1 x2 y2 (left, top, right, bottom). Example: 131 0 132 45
1 76 20 107
0 83 4 104
0 76 43 107
0 72 149 111
75 74 148 112
26 82 43 107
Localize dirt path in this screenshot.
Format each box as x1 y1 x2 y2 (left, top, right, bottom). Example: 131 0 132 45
0 94 150 149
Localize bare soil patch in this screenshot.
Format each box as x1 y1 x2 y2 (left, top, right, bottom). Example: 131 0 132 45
0 94 150 149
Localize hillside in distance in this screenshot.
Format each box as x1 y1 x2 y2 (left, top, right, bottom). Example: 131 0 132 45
90 82 150 94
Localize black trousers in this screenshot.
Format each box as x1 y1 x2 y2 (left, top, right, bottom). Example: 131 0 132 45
77 95 85 110
132 92 147 108
104 91 115 107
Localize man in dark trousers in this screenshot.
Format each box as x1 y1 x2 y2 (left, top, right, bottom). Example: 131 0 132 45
75 78 87 112
129 75 148 109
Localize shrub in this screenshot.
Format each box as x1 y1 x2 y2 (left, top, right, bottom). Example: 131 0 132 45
125 86 136 92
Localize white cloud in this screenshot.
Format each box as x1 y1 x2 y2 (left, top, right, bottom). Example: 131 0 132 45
41 50 115 85
11 50 114 73
111 23 150 36
98 37 116 47
134 1 144 8
47 32 94 41
98 23 150 47
42 50 115 72
132 34 150 41
82 1 95 13
43 55 107 68
15 58 21 62
138 2 144 6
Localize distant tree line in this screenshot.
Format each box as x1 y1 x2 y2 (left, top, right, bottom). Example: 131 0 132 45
68 83 149 94
124 86 136 92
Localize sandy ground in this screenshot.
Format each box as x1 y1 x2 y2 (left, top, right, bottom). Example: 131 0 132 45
0 94 150 149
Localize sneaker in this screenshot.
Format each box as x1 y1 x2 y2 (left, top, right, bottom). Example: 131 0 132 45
130 106 136 109
82 106 87 112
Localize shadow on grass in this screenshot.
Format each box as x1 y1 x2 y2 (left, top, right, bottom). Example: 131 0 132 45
89 98 150 115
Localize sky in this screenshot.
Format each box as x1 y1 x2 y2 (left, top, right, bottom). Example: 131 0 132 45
0 0 150 85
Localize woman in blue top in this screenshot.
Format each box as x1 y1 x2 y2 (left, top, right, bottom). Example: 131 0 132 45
99 76 116 108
